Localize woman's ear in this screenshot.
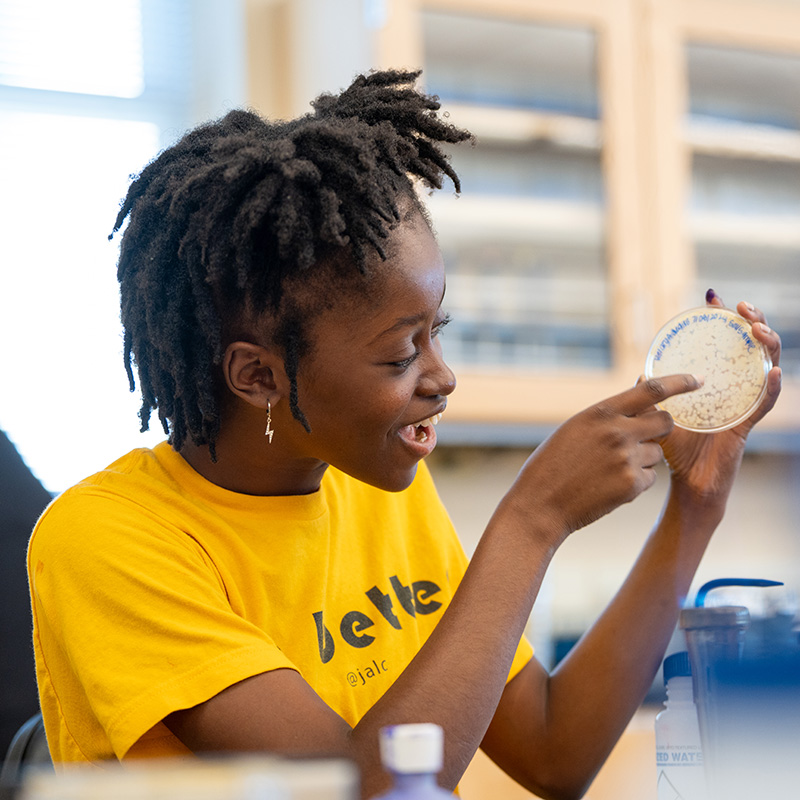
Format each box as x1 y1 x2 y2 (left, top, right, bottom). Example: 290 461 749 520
222 341 282 409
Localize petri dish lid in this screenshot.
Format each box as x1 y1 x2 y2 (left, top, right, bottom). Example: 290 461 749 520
644 306 771 433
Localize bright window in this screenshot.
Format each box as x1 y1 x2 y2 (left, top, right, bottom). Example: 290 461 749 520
0 0 145 97
0 0 245 493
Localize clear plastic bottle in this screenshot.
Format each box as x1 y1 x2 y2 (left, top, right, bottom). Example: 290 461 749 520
373 723 453 799
655 651 707 800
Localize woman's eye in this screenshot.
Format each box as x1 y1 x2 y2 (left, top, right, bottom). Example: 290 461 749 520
433 312 452 338
387 314 451 370
390 351 420 369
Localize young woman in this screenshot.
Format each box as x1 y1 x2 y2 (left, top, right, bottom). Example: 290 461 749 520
28 70 782 799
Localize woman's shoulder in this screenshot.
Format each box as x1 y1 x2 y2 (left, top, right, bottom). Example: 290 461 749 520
29 443 183 548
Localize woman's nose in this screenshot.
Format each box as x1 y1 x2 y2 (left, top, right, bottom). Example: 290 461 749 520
420 343 456 398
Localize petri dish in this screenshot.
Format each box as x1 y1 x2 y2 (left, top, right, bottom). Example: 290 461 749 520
644 306 771 433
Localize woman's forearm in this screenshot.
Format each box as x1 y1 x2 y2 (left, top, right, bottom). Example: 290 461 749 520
505 479 727 798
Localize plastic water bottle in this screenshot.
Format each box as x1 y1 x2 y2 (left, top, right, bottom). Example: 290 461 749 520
373 723 452 799
655 651 707 800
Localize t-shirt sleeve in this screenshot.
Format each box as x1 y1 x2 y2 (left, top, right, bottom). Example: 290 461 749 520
29 489 295 759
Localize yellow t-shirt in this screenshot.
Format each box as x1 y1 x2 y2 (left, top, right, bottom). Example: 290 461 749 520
29 443 532 765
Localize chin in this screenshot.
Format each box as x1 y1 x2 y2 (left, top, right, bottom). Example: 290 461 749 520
363 462 420 493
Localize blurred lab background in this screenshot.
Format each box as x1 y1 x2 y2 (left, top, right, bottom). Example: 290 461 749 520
2 1 799 797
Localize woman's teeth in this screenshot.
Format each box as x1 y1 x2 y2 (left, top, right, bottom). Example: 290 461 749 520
414 413 443 443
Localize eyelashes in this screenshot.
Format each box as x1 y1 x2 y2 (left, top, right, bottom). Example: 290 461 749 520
391 353 419 369
434 313 452 336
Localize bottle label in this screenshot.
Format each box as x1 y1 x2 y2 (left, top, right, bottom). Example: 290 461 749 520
656 745 706 800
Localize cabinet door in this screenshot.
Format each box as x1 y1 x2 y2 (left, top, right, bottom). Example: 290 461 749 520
421 10 609 373
686 42 800 379
378 0 646 427
376 0 798 433
643 0 800 434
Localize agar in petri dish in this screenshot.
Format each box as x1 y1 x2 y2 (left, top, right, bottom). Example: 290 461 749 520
644 306 771 433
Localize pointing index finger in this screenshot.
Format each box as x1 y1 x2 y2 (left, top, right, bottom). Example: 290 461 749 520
608 374 704 417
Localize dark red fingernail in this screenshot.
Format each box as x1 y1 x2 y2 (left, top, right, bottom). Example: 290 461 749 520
705 288 717 303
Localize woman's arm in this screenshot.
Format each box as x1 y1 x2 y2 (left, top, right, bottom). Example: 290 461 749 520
165 373 701 798
479 299 783 800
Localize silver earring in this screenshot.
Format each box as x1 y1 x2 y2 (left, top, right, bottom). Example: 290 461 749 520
265 400 274 443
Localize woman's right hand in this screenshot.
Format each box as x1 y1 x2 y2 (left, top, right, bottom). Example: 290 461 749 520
505 374 703 539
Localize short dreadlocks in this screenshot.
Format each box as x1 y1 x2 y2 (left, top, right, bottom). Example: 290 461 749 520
110 69 471 459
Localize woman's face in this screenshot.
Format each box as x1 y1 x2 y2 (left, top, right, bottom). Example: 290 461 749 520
283 214 456 492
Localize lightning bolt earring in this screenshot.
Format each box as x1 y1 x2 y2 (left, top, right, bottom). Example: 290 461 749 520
265 400 274 443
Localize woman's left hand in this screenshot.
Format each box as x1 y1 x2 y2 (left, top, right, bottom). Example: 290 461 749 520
659 293 782 500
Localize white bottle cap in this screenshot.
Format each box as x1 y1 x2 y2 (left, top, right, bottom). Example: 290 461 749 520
379 723 444 774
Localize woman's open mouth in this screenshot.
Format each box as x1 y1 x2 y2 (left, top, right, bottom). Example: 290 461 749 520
398 412 443 447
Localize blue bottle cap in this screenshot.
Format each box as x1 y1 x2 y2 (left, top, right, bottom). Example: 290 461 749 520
663 651 692 684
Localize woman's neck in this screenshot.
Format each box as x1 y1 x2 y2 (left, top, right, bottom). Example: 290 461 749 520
178 434 328 497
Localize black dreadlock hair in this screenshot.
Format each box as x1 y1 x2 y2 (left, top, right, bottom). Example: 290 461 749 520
110 69 472 459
